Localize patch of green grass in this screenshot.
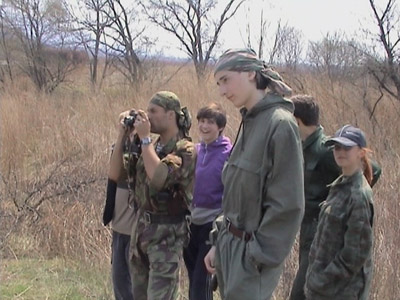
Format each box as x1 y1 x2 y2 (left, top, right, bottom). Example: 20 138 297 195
0 258 113 299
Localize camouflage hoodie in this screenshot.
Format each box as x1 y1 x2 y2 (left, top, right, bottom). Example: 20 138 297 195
305 171 374 300
210 93 304 300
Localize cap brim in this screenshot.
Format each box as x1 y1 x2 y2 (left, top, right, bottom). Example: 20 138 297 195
326 137 358 147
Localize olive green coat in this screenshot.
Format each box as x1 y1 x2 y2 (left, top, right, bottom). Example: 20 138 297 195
211 93 305 300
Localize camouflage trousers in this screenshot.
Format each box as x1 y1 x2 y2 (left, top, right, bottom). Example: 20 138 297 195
129 213 189 300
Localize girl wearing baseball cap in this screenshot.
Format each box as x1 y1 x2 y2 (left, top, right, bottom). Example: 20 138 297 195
305 124 375 300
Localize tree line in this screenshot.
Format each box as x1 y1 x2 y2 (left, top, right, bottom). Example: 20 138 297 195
0 0 399 104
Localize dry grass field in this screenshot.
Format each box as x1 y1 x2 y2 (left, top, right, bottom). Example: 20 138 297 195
0 62 399 299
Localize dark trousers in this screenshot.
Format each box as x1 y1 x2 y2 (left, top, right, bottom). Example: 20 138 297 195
290 219 318 300
112 231 134 300
183 222 213 300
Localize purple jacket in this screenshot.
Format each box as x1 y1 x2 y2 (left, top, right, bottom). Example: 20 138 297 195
193 136 232 209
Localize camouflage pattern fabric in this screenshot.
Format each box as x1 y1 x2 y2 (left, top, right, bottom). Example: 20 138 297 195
214 48 292 96
305 171 374 300
132 136 195 211
129 218 188 300
290 126 340 300
150 91 182 114
125 135 196 300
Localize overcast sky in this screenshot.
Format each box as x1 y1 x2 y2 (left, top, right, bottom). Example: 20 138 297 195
67 0 382 59
234 0 375 42
152 0 378 58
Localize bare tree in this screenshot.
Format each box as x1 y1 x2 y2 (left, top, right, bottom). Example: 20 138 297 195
245 9 268 59
257 10 267 60
101 0 146 88
279 25 303 70
2 0 83 93
246 15 303 70
268 21 284 65
72 0 113 89
0 5 14 83
307 32 366 82
267 21 304 69
367 0 400 100
141 0 244 84
3 0 83 93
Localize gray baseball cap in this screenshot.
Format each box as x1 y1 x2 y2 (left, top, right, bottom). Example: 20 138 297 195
326 125 367 148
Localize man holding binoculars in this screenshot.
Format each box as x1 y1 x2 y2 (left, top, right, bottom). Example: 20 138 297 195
109 91 196 300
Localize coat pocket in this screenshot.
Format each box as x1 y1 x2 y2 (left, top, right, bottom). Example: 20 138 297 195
223 241 262 299
224 158 262 217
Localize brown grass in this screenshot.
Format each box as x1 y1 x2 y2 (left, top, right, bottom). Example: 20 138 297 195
0 63 399 299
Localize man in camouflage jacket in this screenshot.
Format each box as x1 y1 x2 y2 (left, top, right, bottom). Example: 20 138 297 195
109 91 196 300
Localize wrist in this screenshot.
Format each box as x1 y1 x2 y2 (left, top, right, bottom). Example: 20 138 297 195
141 136 152 146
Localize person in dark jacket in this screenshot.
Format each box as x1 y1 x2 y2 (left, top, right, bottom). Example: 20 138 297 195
204 49 304 300
183 103 232 300
289 95 381 300
305 125 376 300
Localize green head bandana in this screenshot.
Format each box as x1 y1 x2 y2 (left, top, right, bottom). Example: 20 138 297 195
150 91 182 114
150 91 192 138
214 48 292 96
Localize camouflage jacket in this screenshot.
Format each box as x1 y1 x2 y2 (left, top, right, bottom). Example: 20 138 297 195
303 126 382 223
124 134 196 215
305 171 374 300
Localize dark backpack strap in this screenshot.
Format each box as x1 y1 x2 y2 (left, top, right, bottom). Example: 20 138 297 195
125 135 141 208
103 178 117 226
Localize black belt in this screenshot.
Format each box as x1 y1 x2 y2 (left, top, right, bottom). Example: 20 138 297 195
143 211 186 224
226 218 252 242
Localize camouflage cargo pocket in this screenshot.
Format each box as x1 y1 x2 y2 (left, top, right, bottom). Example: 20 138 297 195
147 223 187 263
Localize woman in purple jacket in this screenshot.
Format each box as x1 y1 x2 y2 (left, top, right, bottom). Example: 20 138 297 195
184 103 232 300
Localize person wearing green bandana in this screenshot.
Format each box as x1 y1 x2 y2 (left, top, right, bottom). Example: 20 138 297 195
109 91 196 300
204 49 304 300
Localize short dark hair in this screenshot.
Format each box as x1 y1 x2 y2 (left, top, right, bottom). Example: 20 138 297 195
291 94 320 126
197 103 227 130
